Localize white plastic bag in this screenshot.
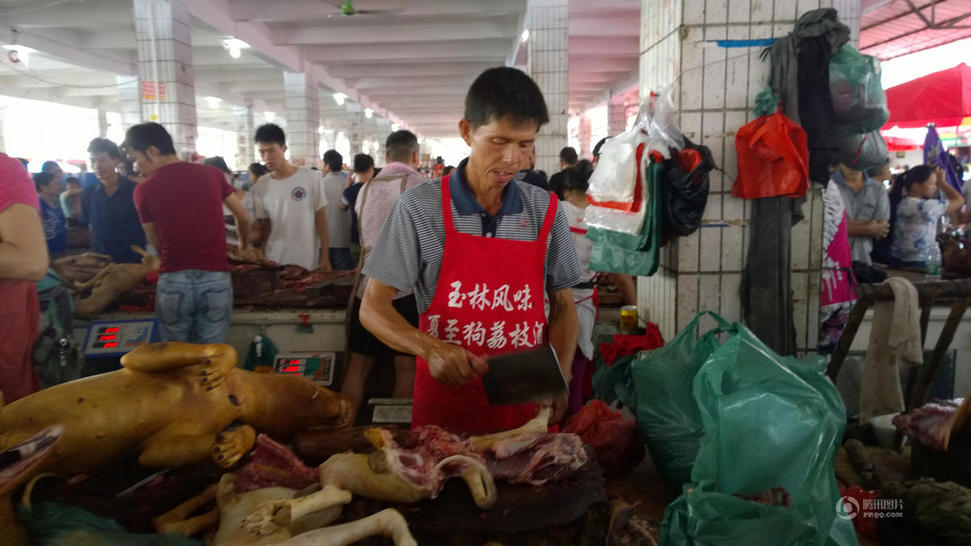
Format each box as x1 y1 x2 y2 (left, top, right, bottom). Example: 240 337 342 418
586 127 645 205
584 150 650 235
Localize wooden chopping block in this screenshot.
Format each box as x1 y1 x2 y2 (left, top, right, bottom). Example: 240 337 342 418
404 447 606 535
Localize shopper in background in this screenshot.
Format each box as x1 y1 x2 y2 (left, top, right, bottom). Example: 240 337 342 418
82 138 146 263
340 153 376 259
560 165 598 416
40 160 63 187
548 146 579 200
246 162 269 191
125 122 251 343
832 161 890 266
341 130 429 422
891 165 963 267
251 123 331 271
59 176 83 225
34 172 67 257
321 149 355 270
0 152 47 402
514 145 550 191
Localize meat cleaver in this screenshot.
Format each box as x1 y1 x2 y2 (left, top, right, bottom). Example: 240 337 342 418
481 345 568 406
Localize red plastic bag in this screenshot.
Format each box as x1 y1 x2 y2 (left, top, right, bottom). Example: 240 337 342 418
564 399 645 476
732 111 809 199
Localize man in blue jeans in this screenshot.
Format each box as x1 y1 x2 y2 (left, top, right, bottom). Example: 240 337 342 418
125 123 252 343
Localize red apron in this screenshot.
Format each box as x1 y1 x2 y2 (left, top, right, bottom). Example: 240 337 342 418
412 175 559 434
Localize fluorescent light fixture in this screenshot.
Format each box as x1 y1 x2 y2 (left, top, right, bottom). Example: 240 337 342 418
221 38 249 59
364 108 373 119
204 96 222 109
333 92 347 106
263 111 275 122
391 123 400 132
521 29 529 43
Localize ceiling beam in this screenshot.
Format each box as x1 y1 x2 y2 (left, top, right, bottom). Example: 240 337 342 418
0 0 132 28
194 66 282 82
230 0 525 22
302 40 510 63
0 25 136 75
274 17 517 45
569 36 640 56
347 76 475 89
327 62 496 79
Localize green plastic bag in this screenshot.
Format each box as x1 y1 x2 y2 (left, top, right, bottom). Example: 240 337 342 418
629 311 734 487
589 161 663 276
20 501 201 545
659 322 856 546
829 45 889 134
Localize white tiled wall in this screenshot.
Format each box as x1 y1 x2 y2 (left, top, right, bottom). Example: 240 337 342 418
235 101 255 168
284 71 321 169
528 0 569 174
133 0 197 154
637 0 854 351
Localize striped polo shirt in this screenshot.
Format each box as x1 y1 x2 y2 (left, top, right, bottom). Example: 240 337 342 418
362 159 582 314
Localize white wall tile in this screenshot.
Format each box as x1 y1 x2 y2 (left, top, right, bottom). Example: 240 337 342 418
729 0 751 24
776 0 800 21
705 0 728 24
720 273 743 320
676 274 700 332
684 0 705 26
678 228 701 273
699 275 722 314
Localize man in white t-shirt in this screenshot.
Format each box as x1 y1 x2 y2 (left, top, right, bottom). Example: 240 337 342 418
251 124 332 271
321 149 355 270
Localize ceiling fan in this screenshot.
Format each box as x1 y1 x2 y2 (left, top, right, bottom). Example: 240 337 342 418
332 0 402 16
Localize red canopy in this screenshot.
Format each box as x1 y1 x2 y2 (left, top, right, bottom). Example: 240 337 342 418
883 63 971 129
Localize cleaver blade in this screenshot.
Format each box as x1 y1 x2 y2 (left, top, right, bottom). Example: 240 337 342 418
481 345 568 406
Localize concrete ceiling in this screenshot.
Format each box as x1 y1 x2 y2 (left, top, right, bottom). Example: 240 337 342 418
0 0 645 137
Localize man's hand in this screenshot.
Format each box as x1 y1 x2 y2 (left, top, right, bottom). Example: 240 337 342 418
319 255 333 272
545 395 568 425
870 220 890 239
423 340 489 386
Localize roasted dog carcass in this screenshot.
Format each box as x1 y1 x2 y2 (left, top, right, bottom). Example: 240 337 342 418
0 342 351 484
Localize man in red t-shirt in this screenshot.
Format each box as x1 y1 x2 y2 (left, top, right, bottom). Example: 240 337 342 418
124 123 252 343
0 153 48 402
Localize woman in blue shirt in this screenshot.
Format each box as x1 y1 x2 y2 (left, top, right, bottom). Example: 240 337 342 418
34 172 66 256
890 165 963 267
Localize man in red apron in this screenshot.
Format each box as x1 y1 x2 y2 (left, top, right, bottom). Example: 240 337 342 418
359 67 582 434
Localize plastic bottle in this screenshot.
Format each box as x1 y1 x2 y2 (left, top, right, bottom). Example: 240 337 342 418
925 243 942 281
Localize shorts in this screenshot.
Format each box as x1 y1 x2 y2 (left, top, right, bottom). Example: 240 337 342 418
349 294 420 357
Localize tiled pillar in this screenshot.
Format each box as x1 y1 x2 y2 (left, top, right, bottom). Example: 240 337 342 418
234 100 255 169
132 0 196 155
347 108 364 156
578 115 592 159
527 0 568 175
283 71 320 169
637 0 842 355
607 99 628 136
0 112 5 153
97 108 109 138
117 75 141 129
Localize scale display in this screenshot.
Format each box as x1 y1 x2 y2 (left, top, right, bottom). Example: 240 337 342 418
273 353 335 386
83 320 159 357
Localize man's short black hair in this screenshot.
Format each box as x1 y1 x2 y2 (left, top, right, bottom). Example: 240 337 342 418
87 137 123 160
385 130 419 163
33 172 56 191
464 67 549 129
559 146 578 165
248 162 269 178
255 123 286 147
41 160 60 173
122 123 177 156
562 164 593 194
65 176 81 187
323 150 343 172
203 156 231 174
592 137 610 158
353 153 374 174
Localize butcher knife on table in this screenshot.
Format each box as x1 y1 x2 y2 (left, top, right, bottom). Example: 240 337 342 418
481 345 568 406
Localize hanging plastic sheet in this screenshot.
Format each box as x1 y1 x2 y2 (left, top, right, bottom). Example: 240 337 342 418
732 108 809 199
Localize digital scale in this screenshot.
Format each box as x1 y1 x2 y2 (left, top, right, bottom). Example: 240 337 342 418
82 319 160 358
80 319 160 376
272 352 336 387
